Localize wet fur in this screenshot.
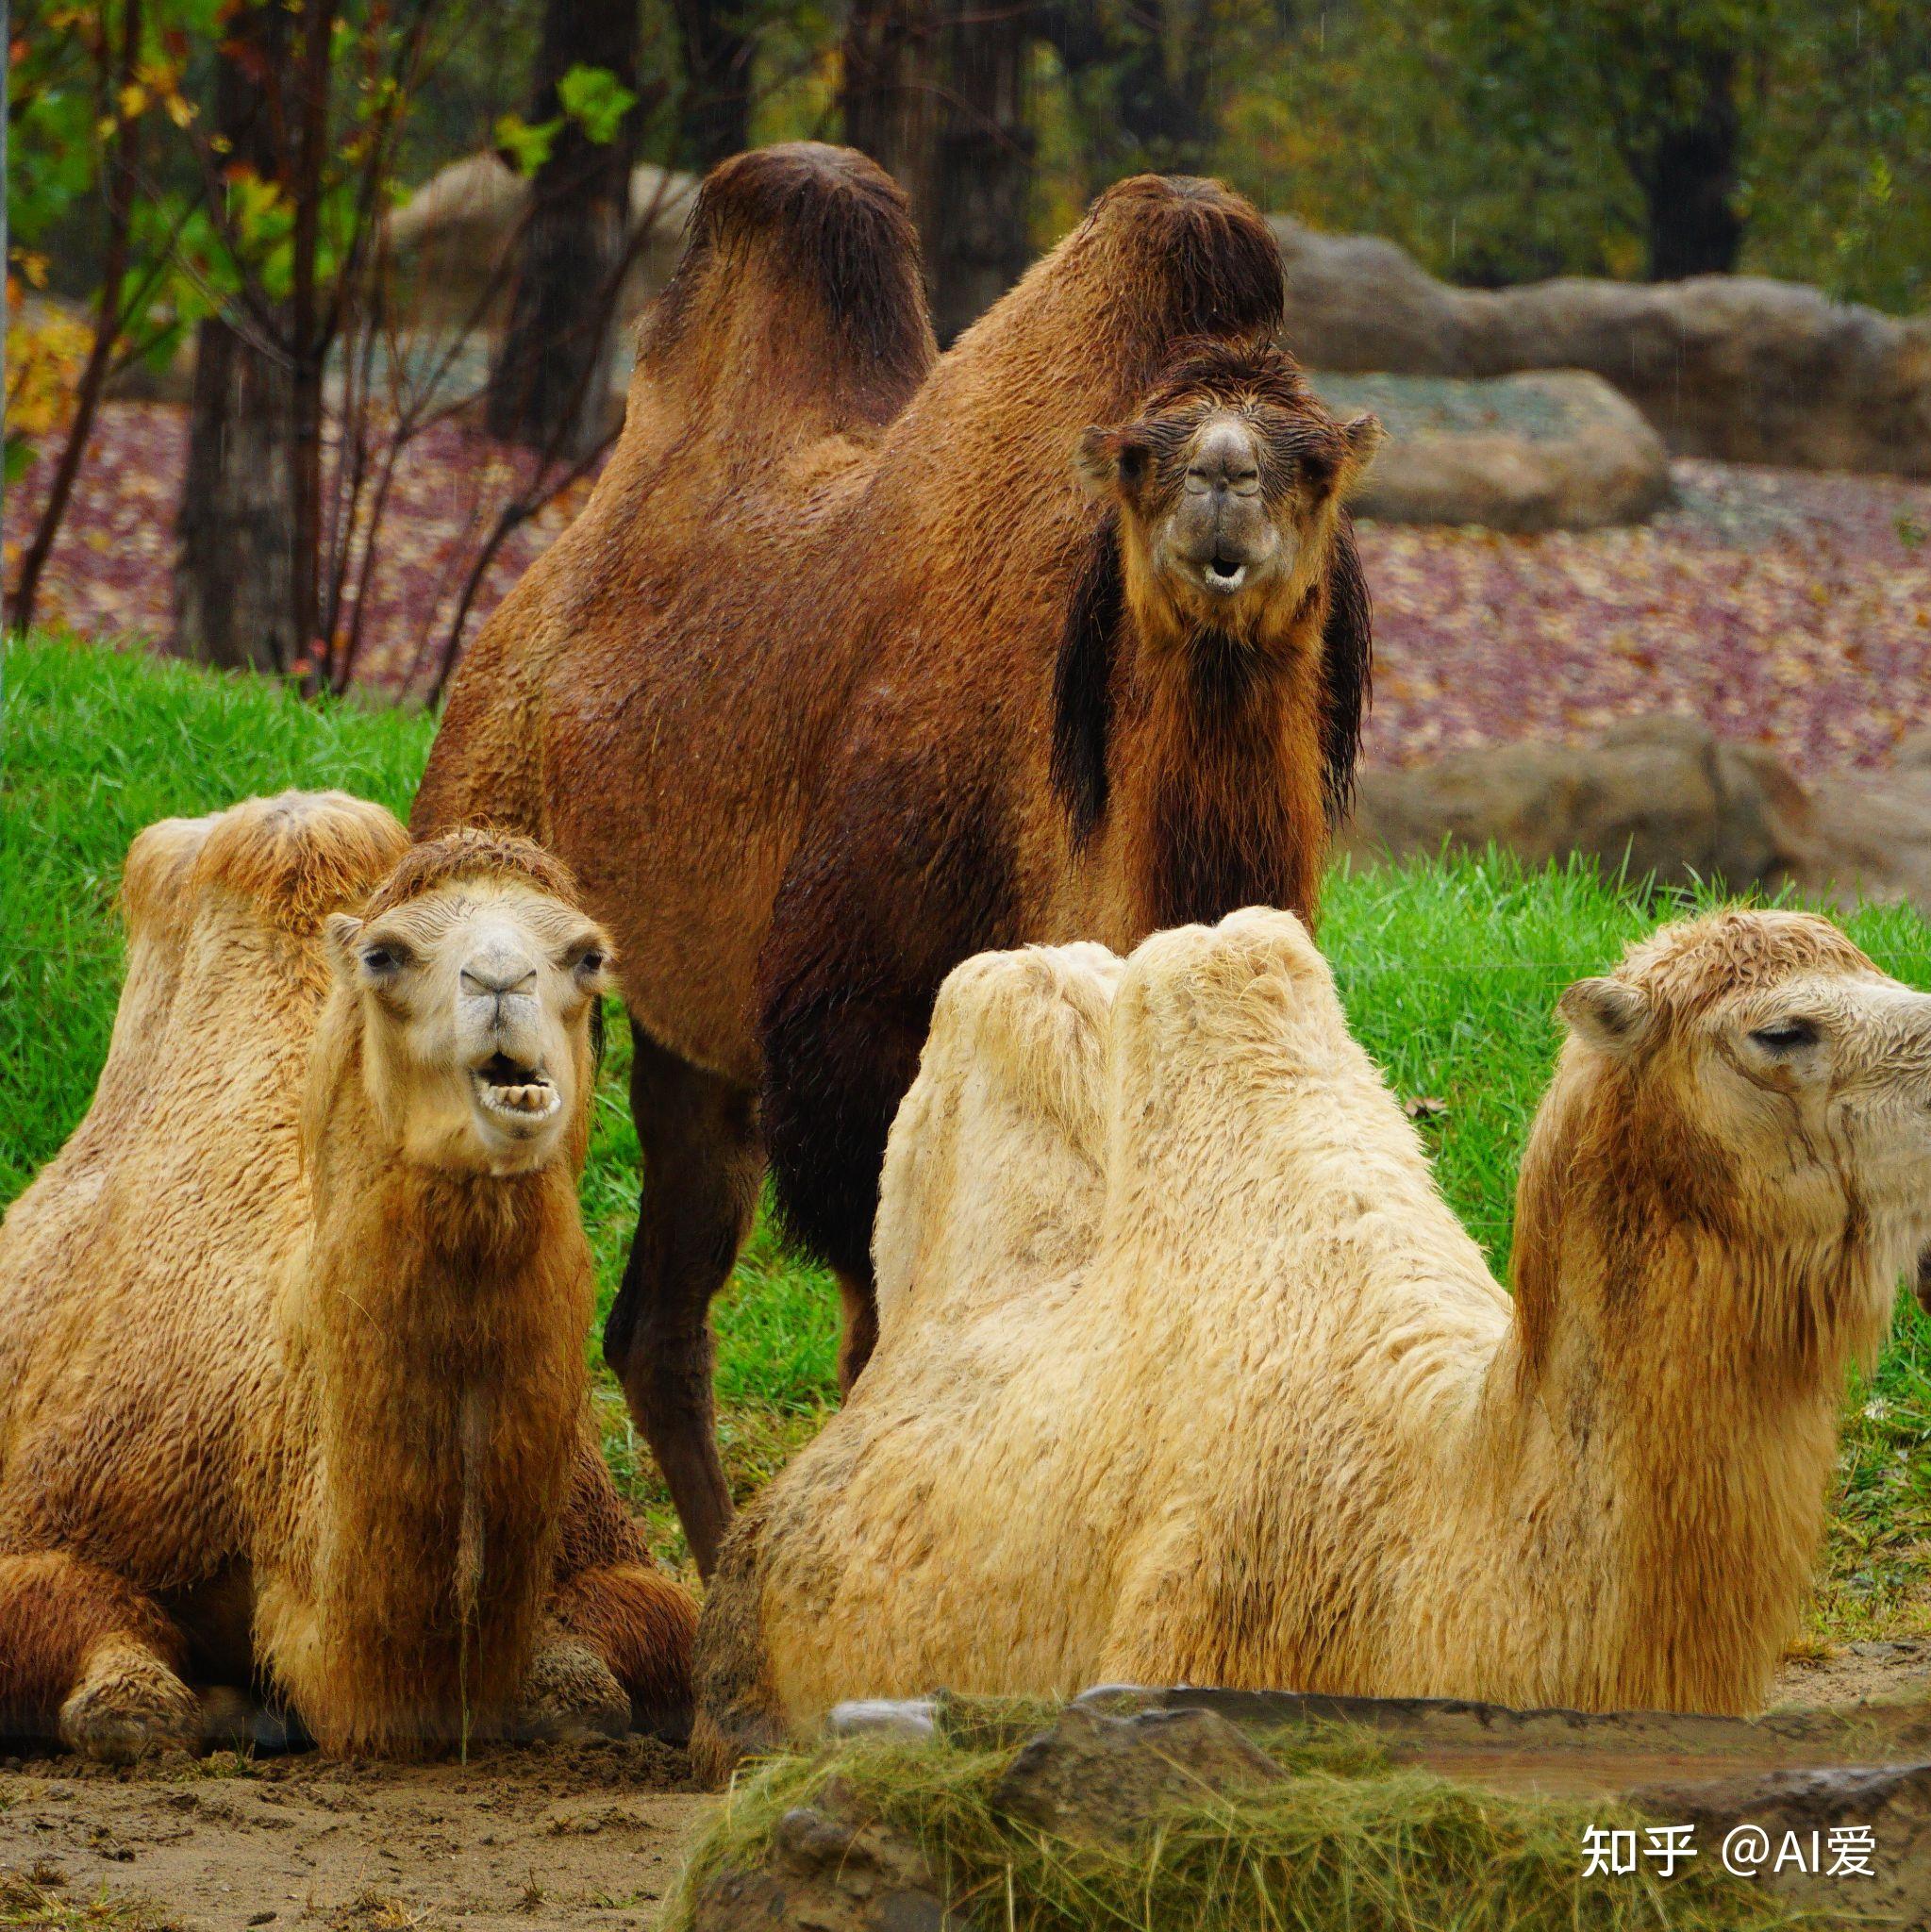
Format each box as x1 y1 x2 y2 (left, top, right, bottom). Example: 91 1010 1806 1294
692 909 1915 1777
412 144 1373 1557
0 798 694 1756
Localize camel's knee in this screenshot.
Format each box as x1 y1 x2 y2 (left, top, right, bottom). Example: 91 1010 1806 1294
59 1638 201 1763
618 1327 720 1440
551 1561 698 1743
0 1552 193 1757
515 1640 633 1744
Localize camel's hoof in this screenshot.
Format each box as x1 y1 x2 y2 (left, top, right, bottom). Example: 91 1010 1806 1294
516 1641 631 1744
59 1644 202 1763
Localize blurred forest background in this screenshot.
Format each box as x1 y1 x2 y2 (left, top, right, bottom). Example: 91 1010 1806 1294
7 0 1930 695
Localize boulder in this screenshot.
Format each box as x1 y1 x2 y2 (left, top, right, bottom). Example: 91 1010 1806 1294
684 1687 1931 1925
383 151 697 333
990 1705 1284 1844
1343 715 1823 891
1312 370 1672 531
1275 215 1931 478
1807 742 1931 915
686 1774 962 1932
1348 718 1931 924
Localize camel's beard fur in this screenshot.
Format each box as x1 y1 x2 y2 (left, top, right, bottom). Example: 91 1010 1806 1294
258 1001 593 1756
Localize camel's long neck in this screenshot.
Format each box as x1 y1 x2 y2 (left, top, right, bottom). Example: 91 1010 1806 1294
1476 1143 1880 1713
274 1087 591 1752
1110 613 1329 933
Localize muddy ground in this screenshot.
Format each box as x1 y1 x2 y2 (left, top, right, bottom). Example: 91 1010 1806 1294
4 1645 1927 1932
0 1739 709 1932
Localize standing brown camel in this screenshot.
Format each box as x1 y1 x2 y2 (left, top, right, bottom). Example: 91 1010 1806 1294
413 144 1379 1574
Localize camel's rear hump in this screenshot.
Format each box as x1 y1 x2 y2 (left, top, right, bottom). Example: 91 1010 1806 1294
637 142 935 446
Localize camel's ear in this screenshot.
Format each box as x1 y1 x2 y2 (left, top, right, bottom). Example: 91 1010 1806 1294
1074 425 1153 501
1557 977 1652 1058
1338 412 1383 492
325 912 363 973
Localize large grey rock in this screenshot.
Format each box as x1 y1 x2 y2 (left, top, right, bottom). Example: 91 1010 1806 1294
1807 752 1931 916
1275 215 1931 478
1344 715 1822 892
383 151 697 333
1348 718 1931 926
990 1705 1284 1844
1314 370 1672 531
687 1687 1931 1925
686 1774 963 1932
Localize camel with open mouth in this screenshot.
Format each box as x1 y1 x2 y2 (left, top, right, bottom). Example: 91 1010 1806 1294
0 796 694 1758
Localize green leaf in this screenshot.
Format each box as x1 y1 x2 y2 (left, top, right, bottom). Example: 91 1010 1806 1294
494 110 562 176
556 63 638 146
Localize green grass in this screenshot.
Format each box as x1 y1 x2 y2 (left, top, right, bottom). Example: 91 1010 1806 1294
2 630 1927 1627
668 1712 1813 1932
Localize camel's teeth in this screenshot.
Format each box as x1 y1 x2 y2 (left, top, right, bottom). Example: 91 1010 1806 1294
481 1078 558 1120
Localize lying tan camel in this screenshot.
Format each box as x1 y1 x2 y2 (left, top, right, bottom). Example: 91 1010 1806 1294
693 906 1931 1776
0 796 694 1758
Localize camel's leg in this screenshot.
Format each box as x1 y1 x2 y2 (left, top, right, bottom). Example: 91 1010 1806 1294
0 1552 200 1761
539 1438 699 1742
602 1023 762 1579
544 1565 698 1742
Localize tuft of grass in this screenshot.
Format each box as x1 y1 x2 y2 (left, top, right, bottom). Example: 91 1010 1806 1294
0 1871 184 1932
668 1724 1815 1932
3 631 1928 1620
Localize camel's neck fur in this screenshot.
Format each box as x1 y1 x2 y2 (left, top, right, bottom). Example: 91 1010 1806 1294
1101 528 1331 932
260 1002 591 1754
1459 1059 1898 1712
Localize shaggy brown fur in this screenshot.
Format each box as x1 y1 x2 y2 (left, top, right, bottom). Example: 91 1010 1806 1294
413 144 1377 1574
0 796 694 1758
691 908 1931 1777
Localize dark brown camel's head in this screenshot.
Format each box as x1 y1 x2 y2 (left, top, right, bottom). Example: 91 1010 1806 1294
1053 340 1382 850
1074 344 1381 641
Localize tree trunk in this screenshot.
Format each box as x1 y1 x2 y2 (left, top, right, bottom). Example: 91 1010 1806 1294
1634 43 1744 280
1109 1 1212 174
175 319 300 672
926 0 1034 344
8 0 142 636
841 0 938 217
173 0 300 672
485 0 641 454
671 0 753 169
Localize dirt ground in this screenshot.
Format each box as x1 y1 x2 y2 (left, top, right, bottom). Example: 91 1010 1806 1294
4 1645 1928 1932
0 1739 712 1932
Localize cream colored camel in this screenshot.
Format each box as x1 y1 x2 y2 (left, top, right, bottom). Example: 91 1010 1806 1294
693 905 1931 1774
0 796 694 1759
